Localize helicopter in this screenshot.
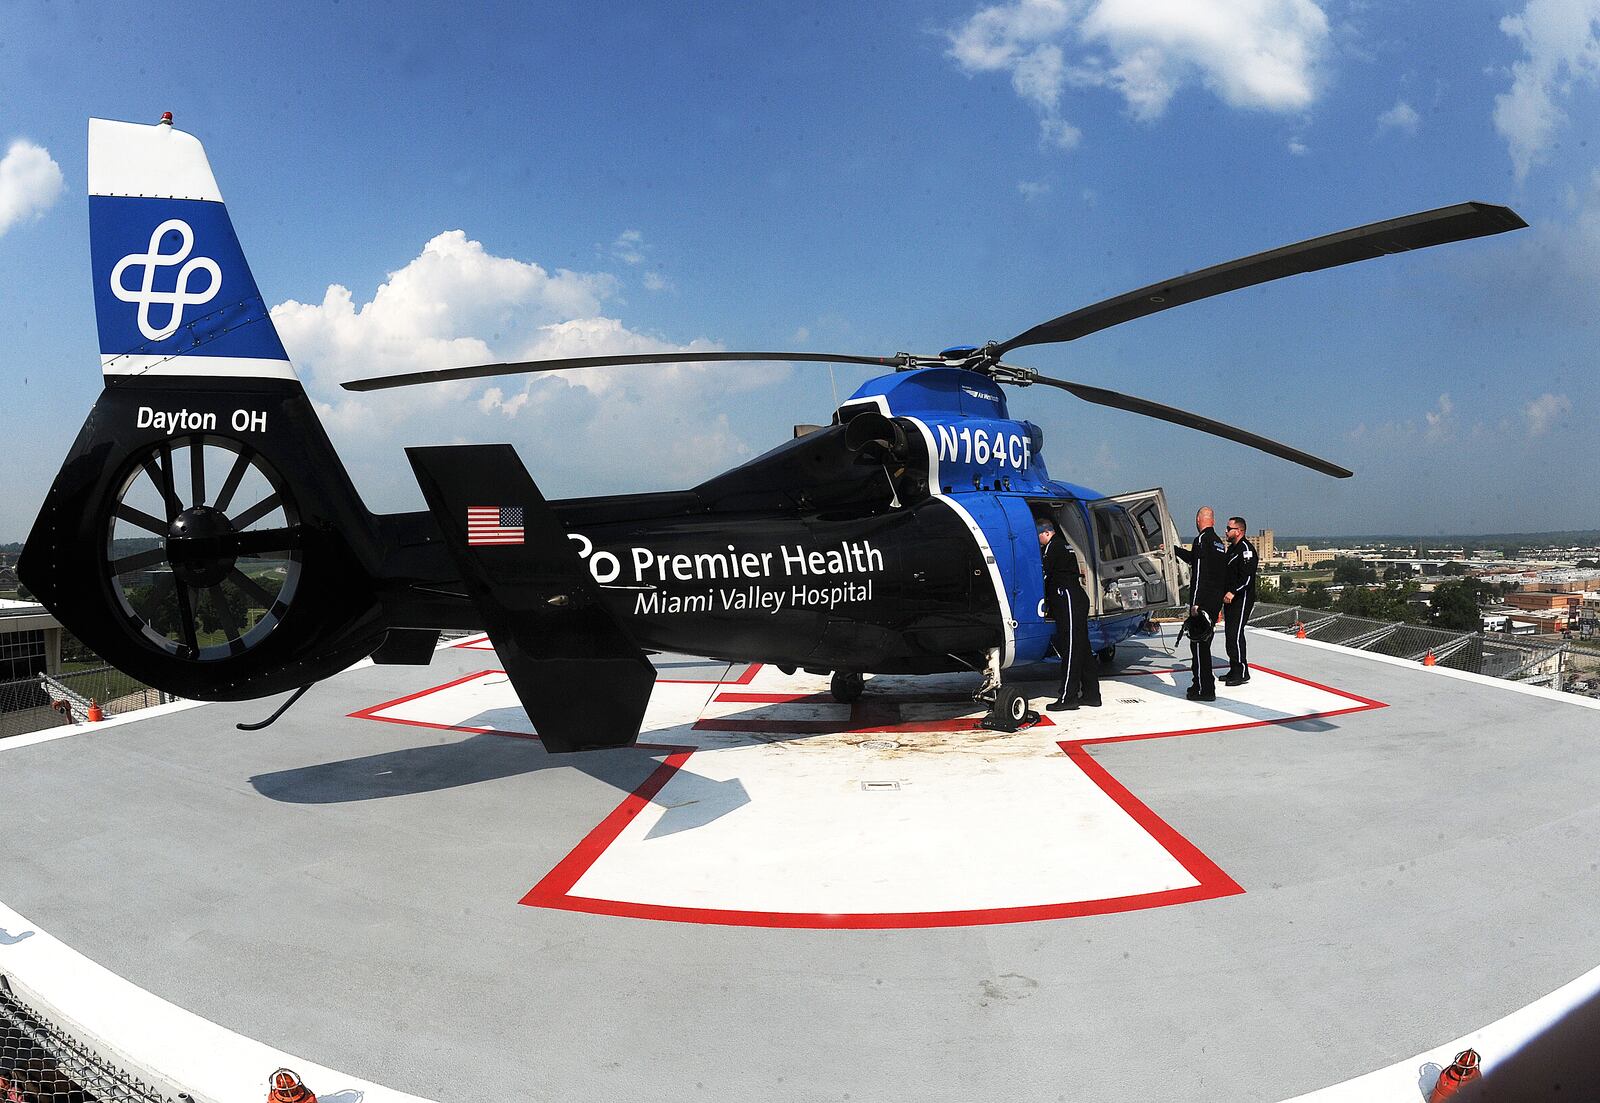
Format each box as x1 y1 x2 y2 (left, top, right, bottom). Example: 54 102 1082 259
18 116 1527 750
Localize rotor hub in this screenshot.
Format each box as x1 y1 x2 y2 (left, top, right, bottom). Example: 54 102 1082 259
166 505 238 587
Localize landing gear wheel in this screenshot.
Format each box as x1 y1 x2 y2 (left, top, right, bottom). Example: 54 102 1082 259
982 686 1036 733
998 686 1027 723
1096 645 1117 665
830 671 864 703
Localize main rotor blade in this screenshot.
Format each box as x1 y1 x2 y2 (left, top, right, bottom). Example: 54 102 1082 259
996 202 1526 356
1032 373 1353 478
342 351 906 392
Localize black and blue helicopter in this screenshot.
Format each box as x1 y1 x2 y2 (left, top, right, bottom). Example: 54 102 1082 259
19 117 1526 749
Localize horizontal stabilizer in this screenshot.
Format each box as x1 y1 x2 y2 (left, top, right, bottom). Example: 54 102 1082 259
406 445 655 752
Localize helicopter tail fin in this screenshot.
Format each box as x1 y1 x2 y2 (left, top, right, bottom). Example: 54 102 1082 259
88 116 297 382
19 117 390 703
406 444 657 753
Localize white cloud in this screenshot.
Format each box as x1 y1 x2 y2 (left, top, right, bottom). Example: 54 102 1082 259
1494 0 1600 180
273 230 613 399
643 270 674 292
1377 99 1420 133
1424 392 1454 443
946 0 1329 146
1017 179 1052 199
1524 392 1572 435
611 228 646 265
1287 137 1309 155
270 232 770 502
0 139 64 236
1079 0 1329 118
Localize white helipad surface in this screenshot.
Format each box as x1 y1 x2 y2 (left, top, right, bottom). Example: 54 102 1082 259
6 631 1599 1103
353 658 1380 926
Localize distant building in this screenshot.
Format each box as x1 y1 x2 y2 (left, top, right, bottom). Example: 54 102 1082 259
0 598 64 683
1506 591 1586 611
1256 529 1275 560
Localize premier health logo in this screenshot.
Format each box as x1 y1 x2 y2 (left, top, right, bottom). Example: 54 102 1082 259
110 218 223 342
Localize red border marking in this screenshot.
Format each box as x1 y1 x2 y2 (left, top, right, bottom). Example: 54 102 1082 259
346 669 549 741
349 661 1386 928
519 662 1387 928
449 634 759 685
349 664 765 744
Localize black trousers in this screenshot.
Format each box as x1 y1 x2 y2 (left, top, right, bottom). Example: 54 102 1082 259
1190 605 1220 696
1048 583 1099 703
1224 589 1255 678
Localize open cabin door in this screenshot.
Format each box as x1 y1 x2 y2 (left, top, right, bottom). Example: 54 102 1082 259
1086 488 1184 613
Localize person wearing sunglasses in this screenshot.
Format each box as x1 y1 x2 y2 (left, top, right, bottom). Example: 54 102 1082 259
1221 517 1258 685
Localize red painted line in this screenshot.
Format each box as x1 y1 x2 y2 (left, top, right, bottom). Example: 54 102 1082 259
712 691 819 704
347 668 501 721
350 664 767 744
359 661 1387 929
1246 662 1387 709
523 664 1388 929
523 748 697 904
1060 744 1243 903
523 882 1232 929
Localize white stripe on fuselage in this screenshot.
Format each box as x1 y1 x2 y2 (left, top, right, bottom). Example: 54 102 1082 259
840 396 1016 669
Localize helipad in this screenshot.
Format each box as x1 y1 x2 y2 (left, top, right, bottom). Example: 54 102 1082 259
3 630 1598 1101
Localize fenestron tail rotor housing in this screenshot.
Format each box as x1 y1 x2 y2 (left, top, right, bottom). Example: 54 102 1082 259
105 435 304 662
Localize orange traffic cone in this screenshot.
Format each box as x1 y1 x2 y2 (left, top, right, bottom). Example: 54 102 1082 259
1295 622 1307 639
1429 1048 1481 1101
1423 651 1437 667
86 698 104 722
267 1068 317 1103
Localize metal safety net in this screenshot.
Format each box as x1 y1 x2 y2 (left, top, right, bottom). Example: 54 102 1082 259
0 981 176 1103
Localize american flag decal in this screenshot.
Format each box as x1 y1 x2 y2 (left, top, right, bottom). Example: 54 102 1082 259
467 506 525 546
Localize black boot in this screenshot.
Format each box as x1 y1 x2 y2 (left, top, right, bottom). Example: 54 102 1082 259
1046 697 1079 712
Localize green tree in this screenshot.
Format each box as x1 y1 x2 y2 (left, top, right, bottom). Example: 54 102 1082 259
1382 564 1415 581
1300 582 1332 610
1439 561 1469 576
1333 557 1378 585
1431 579 1485 630
1338 582 1422 623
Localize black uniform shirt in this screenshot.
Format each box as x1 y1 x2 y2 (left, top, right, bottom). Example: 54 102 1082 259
1041 535 1084 590
1227 536 1258 597
1176 525 1229 612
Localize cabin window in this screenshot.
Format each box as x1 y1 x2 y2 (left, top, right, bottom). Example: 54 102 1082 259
1130 503 1163 550
1093 507 1140 560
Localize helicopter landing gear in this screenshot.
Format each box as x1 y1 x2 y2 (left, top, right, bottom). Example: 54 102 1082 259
974 647 1037 732
830 671 864 703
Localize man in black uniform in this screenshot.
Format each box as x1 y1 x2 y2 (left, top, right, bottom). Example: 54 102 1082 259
1037 516 1100 711
1173 507 1229 701
1222 516 1258 686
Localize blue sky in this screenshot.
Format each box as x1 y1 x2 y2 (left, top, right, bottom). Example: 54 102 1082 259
2 0 1596 541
